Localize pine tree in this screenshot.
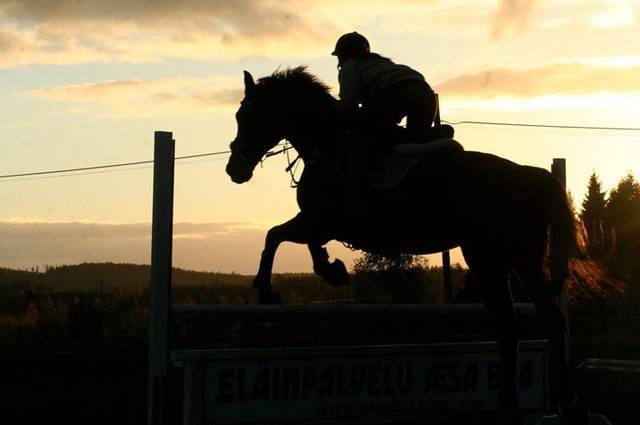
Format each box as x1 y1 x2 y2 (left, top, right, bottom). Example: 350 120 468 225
606 172 640 282
607 171 640 215
607 172 640 244
579 172 607 251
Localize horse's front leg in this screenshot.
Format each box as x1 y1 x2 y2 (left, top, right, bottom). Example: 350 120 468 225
254 213 315 304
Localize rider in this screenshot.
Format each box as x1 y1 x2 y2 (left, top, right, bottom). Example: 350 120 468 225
333 32 436 141
332 31 436 209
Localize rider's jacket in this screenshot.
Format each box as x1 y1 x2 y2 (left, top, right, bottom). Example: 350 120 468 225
336 55 430 116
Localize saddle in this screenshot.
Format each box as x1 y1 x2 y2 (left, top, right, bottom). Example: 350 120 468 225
368 137 464 190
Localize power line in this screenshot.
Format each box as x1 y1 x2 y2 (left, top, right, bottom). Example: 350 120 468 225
443 120 640 132
0 150 231 180
2 120 639 181
1 159 154 179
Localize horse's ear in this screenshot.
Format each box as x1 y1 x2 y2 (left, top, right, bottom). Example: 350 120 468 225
243 70 255 95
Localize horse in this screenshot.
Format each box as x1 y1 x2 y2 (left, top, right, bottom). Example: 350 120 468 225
225 66 586 424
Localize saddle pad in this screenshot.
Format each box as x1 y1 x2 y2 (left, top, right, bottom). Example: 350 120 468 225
369 138 464 190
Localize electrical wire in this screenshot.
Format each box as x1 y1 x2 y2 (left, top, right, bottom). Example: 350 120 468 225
2 120 639 181
0 150 231 180
442 120 640 132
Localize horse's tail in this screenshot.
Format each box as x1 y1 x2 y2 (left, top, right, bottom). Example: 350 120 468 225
546 176 580 295
546 174 621 300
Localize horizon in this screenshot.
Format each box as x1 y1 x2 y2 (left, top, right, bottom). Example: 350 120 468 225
2 0 639 273
0 258 457 275
0 220 465 273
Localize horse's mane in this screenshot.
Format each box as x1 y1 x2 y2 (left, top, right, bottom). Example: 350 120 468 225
256 66 335 107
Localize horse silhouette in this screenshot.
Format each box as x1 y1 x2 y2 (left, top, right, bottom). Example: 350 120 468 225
226 67 589 424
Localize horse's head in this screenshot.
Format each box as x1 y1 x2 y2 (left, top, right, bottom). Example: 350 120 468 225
226 71 284 184
227 67 338 183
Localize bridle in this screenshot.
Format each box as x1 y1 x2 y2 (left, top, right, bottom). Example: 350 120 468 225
265 140 301 188
231 139 300 187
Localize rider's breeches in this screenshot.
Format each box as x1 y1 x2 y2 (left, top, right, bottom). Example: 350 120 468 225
381 80 436 139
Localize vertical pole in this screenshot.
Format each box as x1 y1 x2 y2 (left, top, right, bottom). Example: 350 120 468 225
551 158 570 364
551 158 566 187
434 93 454 303
148 131 175 425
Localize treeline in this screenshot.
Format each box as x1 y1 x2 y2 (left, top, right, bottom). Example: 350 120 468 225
0 260 463 353
578 171 640 294
0 262 254 290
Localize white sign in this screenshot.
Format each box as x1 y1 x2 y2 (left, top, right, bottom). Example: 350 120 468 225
174 341 549 424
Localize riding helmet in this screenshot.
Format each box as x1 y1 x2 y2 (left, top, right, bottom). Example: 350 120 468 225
331 32 370 59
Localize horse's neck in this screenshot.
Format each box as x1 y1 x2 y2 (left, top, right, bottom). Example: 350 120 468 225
276 92 337 160
287 129 335 162
286 134 316 161
285 114 336 161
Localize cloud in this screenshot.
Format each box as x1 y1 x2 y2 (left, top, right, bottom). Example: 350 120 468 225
0 222 150 240
489 0 639 38
0 0 338 68
490 0 539 39
587 0 636 28
0 221 359 273
1 0 319 39
0 28 21 52
2 0 636 68
436 62 640 99
2 0 303 31
21 59 640 116
0 0 547 68
22 75 243 116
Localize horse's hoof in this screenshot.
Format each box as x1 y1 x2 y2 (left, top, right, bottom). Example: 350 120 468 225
329 259 350 286
252 274 270 289
258 289 282 305
316 259 350 287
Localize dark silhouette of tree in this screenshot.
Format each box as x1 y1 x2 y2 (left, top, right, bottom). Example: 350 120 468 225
567 190 578 217
352 253 433 303
352 252 426 274
579 173 608 255
606 172 640 283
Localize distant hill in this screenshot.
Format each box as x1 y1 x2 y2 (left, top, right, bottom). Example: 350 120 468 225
0 262 260 290
0 267 45 284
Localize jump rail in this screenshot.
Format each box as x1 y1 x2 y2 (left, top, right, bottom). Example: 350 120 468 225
578 358 640 375
172 302 538 323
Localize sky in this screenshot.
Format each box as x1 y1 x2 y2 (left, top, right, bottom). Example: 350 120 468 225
1 0 640 274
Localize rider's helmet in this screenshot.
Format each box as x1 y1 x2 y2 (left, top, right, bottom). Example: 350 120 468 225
331 32 370 61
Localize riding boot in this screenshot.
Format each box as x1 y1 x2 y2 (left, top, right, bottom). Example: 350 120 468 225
346 146 364 220
405 125 432 144
345 129 369 220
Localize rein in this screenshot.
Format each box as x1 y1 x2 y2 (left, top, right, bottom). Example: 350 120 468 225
264 140 300 188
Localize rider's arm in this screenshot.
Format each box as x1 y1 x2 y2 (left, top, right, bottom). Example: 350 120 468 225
336 60 359 117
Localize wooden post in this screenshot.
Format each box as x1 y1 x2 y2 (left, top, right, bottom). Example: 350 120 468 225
434 93 454 303
551 158 566 188
147 131 175 425
551 158 570 364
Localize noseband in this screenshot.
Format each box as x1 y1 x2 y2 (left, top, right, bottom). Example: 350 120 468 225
230 140 260 174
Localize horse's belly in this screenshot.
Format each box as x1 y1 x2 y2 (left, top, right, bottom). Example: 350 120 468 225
343 218 461 255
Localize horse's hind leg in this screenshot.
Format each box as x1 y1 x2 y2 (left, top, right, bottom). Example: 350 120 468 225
517 265 580 423
470 262 521 425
